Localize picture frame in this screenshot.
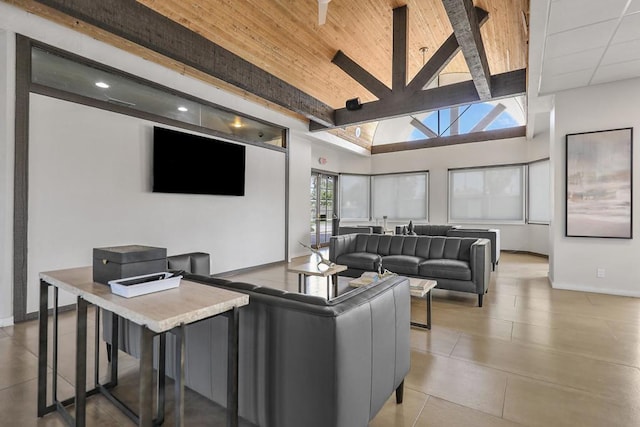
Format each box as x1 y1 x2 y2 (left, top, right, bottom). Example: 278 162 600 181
565 127 633 239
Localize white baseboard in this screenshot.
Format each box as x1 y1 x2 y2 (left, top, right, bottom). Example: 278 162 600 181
550 280 640 298
0 316 14 327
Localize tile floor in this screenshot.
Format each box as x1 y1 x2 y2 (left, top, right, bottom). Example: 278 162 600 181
1 252 640 426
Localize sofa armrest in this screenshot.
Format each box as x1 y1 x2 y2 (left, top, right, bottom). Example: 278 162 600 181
470 238 491 295
167 252 211 275
338 226 373 235
329 234 358 263
448 228 500 267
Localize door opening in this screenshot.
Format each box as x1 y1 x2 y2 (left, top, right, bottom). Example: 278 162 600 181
310 172 338 249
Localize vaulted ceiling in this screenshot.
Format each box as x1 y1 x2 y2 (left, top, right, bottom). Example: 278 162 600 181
7 0 530 151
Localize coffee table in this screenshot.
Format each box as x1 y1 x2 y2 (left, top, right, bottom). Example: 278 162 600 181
287 262 347 299
409 278 437 330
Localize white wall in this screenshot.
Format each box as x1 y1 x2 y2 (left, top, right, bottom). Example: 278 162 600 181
527 123 552 256
550 77 640 297
26 95 287 312
311 141 371 175
0 29 15 325
289 130 313 259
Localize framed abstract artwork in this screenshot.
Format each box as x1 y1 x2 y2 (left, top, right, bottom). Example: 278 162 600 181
565 127 632 238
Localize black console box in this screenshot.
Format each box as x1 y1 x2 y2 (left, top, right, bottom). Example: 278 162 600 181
93 244 167 284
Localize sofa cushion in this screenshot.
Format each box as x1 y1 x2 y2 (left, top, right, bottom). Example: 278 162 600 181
336 252 380 271
419 259 472 281
382 255 421 275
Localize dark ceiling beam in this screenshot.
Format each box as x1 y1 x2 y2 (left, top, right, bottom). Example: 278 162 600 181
406 7 488 94
310 69 526 130
392 5 409 92
331 50 392 100
442 0 492 99
32 0 336 127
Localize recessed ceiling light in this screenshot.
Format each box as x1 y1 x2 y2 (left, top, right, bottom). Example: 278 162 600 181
178 106 188 112
231 117 243 128
95 81 110 89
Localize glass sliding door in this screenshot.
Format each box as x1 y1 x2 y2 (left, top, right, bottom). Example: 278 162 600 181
310 172 337 248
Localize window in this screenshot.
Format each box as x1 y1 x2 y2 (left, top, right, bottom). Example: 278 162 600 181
528 159 551 224
449 165 525 223
339 174 370 221
372 172 428 221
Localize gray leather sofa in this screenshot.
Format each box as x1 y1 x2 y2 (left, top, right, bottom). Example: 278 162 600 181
330 233 491 307
104 253 411 427
395 224 501 270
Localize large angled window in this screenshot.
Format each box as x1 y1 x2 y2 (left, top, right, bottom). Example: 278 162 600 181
449 165 525 223
409 97 525 140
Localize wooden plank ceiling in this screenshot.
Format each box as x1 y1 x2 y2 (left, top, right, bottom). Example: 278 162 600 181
8 0 529 151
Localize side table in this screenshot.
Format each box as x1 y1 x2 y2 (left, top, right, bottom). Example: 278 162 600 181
409 278 437 330
287 262 347 299
37 266 249 427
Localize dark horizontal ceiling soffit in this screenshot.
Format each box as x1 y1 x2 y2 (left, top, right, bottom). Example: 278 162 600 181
311 2 526 132
32 0 336 127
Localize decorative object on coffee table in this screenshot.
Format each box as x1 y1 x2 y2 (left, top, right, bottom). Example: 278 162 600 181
298 241 335 269
348 270 397 287
92 244 167 284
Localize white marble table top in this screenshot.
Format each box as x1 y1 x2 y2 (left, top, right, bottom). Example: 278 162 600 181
408 278 438 297
40 266 249 333
287 261 347 277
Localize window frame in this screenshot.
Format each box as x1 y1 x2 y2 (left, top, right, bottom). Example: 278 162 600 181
448 163 526 224
371 171 429 222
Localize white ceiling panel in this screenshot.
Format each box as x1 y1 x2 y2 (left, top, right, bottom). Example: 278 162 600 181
542 48 604 76
540 69 592 94
611 13 640 44
544 19 618 58
530 0 640 132
602 39 640 65
547 0 628 35
592 59 640 84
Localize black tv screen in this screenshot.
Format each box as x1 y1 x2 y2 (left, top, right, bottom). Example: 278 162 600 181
153 127 245 196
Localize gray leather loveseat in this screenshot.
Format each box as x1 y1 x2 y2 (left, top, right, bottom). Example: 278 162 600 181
395 224 501 270
104 254 411 427
330 233 491 306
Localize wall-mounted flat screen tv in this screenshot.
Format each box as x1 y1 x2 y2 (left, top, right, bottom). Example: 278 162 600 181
153 126 245 196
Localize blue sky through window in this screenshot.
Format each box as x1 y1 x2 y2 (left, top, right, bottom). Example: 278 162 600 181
408 102 520 140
